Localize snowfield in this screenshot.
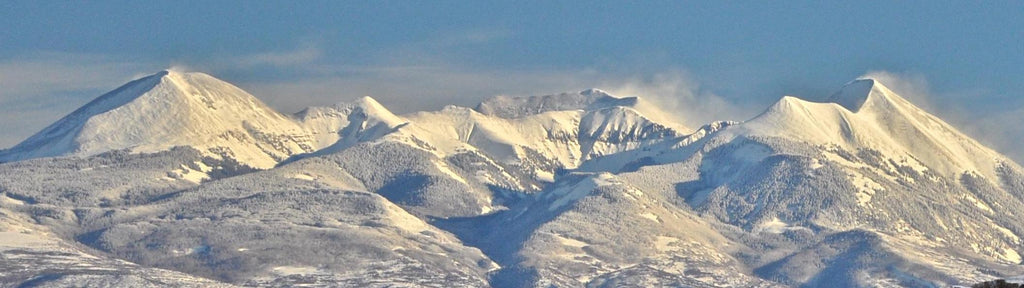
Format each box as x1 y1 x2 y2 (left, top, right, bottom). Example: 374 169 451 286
0 71 1022 287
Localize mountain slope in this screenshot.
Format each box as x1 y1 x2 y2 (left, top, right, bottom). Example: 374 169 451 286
440 172 776 287
0 70 316 169
2 71 1024 287
296 96 408 152
296 90 689 218
738 78 1012 181
79 164 497 287
0 199 235 287
648 79 1024 284
408 91 685 176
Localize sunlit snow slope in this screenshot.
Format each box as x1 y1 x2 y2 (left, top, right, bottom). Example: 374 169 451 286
0 70 316 168
2 70 1024 287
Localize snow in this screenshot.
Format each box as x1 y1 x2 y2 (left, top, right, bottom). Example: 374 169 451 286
301 96 409 155
578 105 672 159
990 223 1020 242
475 88 691 134
384 201 431 233
2 194 26 205
405 107 584 167
0 70 316 169
535 170 555 182
174 163 211 184
172 245 210 256
3 70 1012 185
354 96 405 127
554 234 590 248
179 170 208 184
272 266 321 276
846 170 884 207
3 70 1024 287
1005 249 1023 264
964 193 995 214
728 141 772 163
546 173 622 211
828 78 875 112
432 160 469 184
396 90 688 173
547 177 599 212
0 231 54 249
739 78 1009 184
290 173 315 181
808 158 823 170
0 70 435 173
0 71 691 206
754 217 812 234
639 212 660 222
653 236 681 251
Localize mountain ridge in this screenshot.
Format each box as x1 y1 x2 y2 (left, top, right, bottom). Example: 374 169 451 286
738 78 1015 181
1 70 1022 287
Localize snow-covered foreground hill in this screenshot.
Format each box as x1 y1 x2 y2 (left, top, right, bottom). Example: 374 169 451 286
1 70 1021 287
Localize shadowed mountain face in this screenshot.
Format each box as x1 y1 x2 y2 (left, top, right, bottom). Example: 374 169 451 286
1 72 1022 287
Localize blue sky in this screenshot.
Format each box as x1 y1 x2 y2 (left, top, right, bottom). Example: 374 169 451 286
2 1 1023 161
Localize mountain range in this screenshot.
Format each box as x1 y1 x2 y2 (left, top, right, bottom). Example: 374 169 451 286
1 70 1022 287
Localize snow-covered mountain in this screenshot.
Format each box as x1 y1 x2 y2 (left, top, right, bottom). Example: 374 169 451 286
1 71 1022 287
634 78 1024 285
296 96 408 152
739 78 1011 182
0 70 317 169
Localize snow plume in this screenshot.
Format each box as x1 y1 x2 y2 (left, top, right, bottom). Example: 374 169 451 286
861 70 1024 165
957 100 1024 166
601 71 747 128
166 64 195 73
973 107 1024 165
860 70 935 111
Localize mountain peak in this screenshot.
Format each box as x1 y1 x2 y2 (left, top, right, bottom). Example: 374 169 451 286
580 88 612 97
353 96 387 111
474 89 632 118
351 96 405 128
474 89 690 133
159 67 209 77
746 77 1008 180
0 70 311 168
154 69 200 83
297 96 397 122
827 78 876 112
825 78 905 113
